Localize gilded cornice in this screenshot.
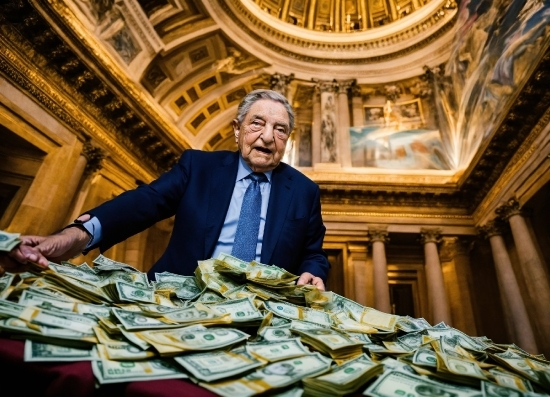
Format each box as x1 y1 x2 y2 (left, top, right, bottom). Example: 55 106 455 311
459 48 550 213
0 39 155 182
215 0 457 64
322 211 472 220
34 0 189 156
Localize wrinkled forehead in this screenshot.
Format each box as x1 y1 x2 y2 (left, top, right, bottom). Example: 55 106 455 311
245 99 290 122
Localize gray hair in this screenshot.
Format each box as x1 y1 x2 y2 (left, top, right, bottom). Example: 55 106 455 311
236 89 295 132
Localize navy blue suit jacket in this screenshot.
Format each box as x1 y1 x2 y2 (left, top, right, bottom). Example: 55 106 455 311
89 150 330 282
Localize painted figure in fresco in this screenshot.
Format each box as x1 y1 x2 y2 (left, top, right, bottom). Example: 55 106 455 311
321 95 337 162
383 100 393 127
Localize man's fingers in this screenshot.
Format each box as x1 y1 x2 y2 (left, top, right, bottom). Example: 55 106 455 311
297 272 313 285
311 277 326 291
9 244 49 268
18 235 46 247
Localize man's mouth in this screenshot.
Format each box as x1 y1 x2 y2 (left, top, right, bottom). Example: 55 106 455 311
254 147 272 154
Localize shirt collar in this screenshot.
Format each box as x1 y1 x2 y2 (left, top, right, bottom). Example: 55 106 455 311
237 155 272 183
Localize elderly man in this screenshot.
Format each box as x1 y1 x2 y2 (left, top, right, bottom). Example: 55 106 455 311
9 90 329 290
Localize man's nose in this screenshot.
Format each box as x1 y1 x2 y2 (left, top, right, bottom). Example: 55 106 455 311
261 124 275 142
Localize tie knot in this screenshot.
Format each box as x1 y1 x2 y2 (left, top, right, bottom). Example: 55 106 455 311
249 172 267 183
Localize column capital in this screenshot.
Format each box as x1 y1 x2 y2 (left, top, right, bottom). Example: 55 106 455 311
495 198 525 220
337 80 354 95
477 219 506 238
350 82 362 98
269 72 294 97
82 141 105 176
420 227 442 244
317 80 339 93
368 227 389 243
439 236 474 261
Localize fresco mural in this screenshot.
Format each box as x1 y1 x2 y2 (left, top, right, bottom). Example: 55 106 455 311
349 0 550 171
351 98 449 170
436 0 550 169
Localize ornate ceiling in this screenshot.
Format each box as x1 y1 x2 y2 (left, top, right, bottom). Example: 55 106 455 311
0 0 549 218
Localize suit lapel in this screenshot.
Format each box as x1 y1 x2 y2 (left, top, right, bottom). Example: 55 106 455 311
261 165 295 265
204 152 239 258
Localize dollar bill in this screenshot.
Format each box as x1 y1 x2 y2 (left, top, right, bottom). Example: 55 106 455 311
356 308 398 332
208 297 264 323
488 368 533 392
482 380 528 397
202 353 332 397
0 230 21 251
92 255 139 273
114 281 156 303
246 339 311 362
97 342 156 360
264 300 332 327
303 354 383 396
259 326 294 342
0 272 15 298
48 263 105 284
332 311 378 334
364 370 481 397
413 348 438 367
138 327 250 353
18 290 76 312
292 327 364 360
19 306 97 335
174 346 265 382
24 339 98 362
112 308 180 331
196 290 225 303
92 358 188 384
161 303 231 326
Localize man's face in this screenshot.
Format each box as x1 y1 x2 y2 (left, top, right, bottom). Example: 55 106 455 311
234 99 290 173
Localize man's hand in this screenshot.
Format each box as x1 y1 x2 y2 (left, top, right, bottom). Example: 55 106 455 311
297 272 325 291
8 224 91 268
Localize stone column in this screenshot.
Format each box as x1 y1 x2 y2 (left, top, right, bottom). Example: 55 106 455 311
337 80 353 168
66 142 105 222
478 220 538 354
420 228 452 325
439 237 477 335
496 199 550 351
369 227 391 313
347 242 369 306
270 73 296 165
319 80 339 164
311 85 322 165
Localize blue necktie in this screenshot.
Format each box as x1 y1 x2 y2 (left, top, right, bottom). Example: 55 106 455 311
231 172 266 262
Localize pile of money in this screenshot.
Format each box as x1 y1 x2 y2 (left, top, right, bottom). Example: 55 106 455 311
0 240 549 396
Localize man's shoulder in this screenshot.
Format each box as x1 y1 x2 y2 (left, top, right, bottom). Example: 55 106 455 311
180 149 238 165
276 162 319 190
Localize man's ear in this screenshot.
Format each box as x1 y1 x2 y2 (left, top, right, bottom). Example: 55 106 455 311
232 119 240 142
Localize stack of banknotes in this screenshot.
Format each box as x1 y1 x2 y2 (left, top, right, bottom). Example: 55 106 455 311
0 232 549 396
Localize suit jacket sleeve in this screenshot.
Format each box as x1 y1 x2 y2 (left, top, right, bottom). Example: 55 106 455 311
86 151 193 252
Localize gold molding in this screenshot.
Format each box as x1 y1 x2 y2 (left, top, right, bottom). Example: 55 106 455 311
322 211 473 220
473 105 550 220
41 0 191 151
0 37 155 183
217 0 457 64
